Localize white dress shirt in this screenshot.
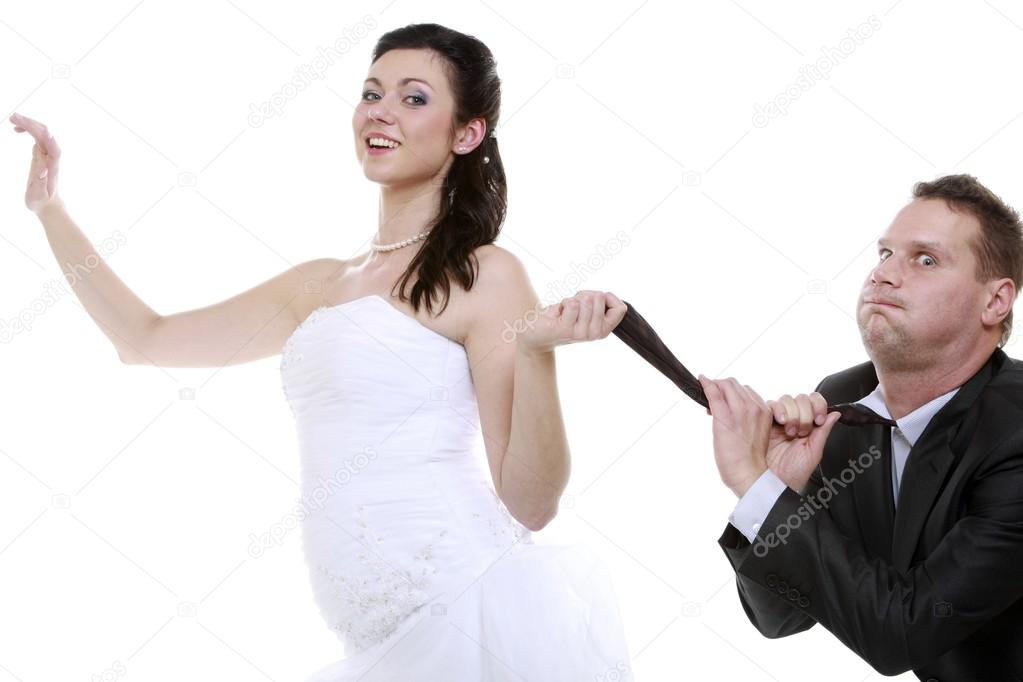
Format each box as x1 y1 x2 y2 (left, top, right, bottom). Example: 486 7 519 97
728 385 961 543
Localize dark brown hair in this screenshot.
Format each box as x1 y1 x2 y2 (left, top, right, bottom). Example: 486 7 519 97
913 174 1023 346
372 23 507 316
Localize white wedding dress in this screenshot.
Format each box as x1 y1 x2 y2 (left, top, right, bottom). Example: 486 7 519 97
279 294 634 681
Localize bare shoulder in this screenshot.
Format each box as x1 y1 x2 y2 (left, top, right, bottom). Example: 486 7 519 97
470 244 533 298
290 257 349 317
464 244 540 343
297 257 348 283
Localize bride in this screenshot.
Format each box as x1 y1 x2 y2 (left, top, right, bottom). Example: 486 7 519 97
12 22 634 681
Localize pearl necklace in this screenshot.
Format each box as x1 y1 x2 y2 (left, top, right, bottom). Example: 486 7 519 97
370 229 432 252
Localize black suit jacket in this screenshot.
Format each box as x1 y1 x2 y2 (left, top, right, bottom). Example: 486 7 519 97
718 348 1023 681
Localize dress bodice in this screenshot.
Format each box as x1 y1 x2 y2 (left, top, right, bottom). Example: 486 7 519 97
279 294 529 653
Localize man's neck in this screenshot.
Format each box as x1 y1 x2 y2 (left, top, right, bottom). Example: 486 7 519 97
876 346 995 419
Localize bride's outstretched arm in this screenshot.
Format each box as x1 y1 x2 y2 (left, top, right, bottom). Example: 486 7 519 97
9 113 339 368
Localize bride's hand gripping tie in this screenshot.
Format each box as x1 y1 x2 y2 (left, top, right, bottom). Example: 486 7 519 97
517 290 629 356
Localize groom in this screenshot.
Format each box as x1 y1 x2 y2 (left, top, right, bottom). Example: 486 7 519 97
699 174 1023 681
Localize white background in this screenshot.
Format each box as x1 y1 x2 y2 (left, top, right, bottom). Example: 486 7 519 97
1 0 1021 680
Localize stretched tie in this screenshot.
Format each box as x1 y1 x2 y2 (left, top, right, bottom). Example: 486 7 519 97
610 299 896 428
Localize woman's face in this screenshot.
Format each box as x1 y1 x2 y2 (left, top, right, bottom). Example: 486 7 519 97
353 48 460 187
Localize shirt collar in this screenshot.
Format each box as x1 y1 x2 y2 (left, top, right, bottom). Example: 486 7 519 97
855 385 961 447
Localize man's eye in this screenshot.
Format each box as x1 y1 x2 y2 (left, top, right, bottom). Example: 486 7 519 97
879 250 891 261
917 254 936 266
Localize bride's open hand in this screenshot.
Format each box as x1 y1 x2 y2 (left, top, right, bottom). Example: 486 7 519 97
517 290 628 355
9 112 61 213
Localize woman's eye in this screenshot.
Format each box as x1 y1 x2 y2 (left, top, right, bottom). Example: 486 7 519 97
404 94 426 105
361 91 380 101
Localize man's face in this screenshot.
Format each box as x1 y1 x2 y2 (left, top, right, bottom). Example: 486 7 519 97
857 198 989 370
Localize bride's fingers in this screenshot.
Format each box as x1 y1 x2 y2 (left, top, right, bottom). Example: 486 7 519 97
34 130 60 160
604 291 623 308
588 293 605 339
594 292 626 335
45 131 61 159
12 113 42 140
605 292 628 331
29 138 60 194
14 114 60 159
560 298 580 326
30 144 48 177
574 296 593 337
26 149 51 203
10 115 29 134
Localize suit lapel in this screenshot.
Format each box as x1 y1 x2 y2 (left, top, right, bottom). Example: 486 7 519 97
890 350 1005 571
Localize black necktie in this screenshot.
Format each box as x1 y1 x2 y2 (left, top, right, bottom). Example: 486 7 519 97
610 299 897 428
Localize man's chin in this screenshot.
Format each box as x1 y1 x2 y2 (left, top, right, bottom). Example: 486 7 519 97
861 330 919 369
860 320 897 347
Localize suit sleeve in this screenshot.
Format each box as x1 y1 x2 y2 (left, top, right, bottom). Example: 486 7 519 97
727 437 1023 675
718 519 819 638
717 458 834 638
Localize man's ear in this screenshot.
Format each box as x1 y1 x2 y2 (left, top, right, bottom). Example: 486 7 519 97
982 277 1016 328
452 118 486 155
